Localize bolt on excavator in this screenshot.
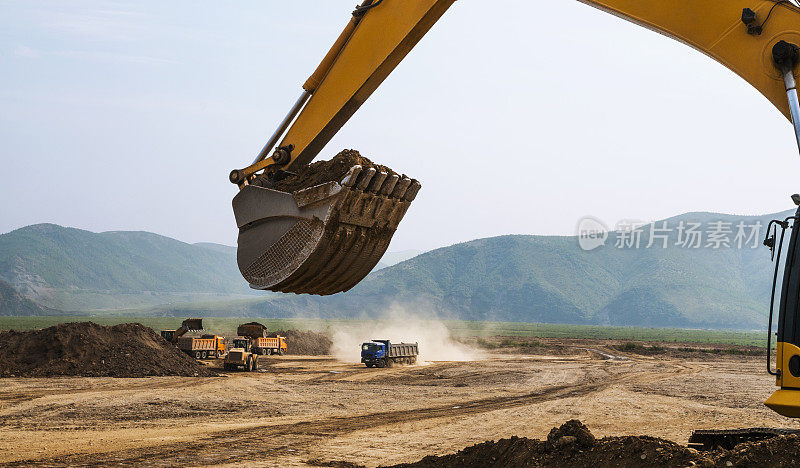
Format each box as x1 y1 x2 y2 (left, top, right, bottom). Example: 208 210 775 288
229 0 800 435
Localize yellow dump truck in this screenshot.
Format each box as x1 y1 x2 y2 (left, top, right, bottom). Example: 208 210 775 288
176 334 225 359
254 336 287 356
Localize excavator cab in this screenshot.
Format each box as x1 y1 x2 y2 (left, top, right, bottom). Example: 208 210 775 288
764 198 800 417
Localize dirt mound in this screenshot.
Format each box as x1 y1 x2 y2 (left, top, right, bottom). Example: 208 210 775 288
272 330 332 355
388 420 800 468
265 149 398 193
712 433 800 466
547 419 596 448
0 322 216 377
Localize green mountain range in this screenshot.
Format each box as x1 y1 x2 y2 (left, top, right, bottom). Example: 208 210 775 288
244 210 791 329
0 224 258 311
0 278 50 315
0 210 794 329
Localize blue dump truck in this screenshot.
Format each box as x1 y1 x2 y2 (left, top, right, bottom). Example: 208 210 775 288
361 340 419 368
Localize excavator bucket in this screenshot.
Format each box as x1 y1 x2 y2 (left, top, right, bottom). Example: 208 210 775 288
233 165 420 295
181 318 204 331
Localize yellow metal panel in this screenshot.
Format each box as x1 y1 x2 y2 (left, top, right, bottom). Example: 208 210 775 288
581 0 800 120
280 0 456 169
766 388 800 418
764 342 800 417
777 341 800 388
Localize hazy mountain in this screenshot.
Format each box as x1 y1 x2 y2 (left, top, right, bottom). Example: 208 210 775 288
1 209 795 329
234 210 792 329
192 242 237 255
372 249 424 272
0 224 258 311
0 278 50 315
373 250 425 270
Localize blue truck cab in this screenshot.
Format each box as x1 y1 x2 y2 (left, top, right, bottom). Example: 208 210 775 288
361 339 418 368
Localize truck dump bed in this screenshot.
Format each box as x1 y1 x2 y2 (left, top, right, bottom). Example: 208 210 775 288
176 337 217 352
387 342 418 358
256 337 284 349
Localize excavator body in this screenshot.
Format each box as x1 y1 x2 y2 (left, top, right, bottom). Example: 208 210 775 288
764 203 800 418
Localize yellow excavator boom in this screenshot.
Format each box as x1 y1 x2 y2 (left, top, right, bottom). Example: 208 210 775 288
230 0 800 295
231 0 800 183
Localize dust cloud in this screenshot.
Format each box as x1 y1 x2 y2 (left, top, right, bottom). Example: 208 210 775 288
330 308 484 364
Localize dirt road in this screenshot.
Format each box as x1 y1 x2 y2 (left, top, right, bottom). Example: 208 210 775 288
0 344 793 467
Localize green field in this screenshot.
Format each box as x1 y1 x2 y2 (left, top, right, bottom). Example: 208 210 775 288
445 321 767 347
0 316 767 347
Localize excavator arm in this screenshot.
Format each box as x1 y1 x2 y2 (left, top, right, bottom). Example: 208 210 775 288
229 0 800 184
231 0 800 295
169 318 203 344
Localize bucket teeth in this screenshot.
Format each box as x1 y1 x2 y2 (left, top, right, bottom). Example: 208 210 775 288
340 165 362 187
367 172 388 193
391 177 412 198
380 175 399 195
355 167 376 190
234 164 419 296
403 180 422 201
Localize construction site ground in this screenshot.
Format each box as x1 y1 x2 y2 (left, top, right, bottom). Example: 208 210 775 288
1 338 795 467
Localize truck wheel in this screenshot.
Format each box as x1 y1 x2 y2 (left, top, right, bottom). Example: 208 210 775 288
217 350 223 359
366 363 374 368
195 351 202 359
201 351 208 359
260 348 267 356
278 349 285 356
385 359 393 368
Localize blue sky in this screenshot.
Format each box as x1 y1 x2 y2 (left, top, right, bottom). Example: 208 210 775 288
2 0 798 251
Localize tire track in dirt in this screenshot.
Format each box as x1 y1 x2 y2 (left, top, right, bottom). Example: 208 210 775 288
0 377 216 412
9 358 700 467
9 378 621 466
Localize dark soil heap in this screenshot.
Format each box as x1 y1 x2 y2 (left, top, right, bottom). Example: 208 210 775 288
266 149 398 193
0 322 216 377
388 420 800 468
271 330 332 355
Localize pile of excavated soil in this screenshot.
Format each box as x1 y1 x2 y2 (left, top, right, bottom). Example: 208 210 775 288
388 420 800 468
271 330 332 355
264 149 398 193
0 322 216 377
